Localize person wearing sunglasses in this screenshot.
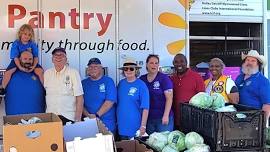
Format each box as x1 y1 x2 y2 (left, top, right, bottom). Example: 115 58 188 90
117 58 149 140
140 54 174 134
81 58 117 134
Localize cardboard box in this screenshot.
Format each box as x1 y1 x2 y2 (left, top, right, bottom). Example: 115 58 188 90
116 140 153 152
3 113 63 152
64 118 116 152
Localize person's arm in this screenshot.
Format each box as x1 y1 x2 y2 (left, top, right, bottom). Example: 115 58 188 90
162 89 173 125
226 79 239 104
262 104 270 126
227 92 239 104
96 78 117 117
14 57 25 71
83 108 96 119
75 95 84 121
72 70 84 121
33 57 39 68
139 109 149 136
196 74 206 92
96 100 114 117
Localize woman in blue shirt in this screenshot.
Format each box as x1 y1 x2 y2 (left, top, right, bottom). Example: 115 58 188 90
117 59 149 139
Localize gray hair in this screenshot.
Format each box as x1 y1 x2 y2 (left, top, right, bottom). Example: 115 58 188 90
209 58 225 69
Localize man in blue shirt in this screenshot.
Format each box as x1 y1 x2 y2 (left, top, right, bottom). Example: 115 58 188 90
82 58 117 134
5 51 45 115
235 50 270 120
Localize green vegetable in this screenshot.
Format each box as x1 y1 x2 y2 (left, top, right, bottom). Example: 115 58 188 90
190 92 212 109
185 132 204 149
184 144 210 152
168 130 186 151
211 93 225 110
146 132 168 151
162 145 178 152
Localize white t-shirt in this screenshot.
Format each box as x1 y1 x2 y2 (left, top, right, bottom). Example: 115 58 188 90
44 66 84 121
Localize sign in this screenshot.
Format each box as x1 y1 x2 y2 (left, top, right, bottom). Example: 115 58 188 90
0 0 188 82
190 0 263 17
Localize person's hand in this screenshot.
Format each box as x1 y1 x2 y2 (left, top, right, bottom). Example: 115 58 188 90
88 114 96 119
139 126 146 136
162 115 169 125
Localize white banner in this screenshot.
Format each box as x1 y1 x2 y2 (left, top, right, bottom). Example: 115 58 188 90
0 0 188 81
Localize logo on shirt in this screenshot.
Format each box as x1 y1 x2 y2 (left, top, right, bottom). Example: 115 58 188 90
31 75 37 81
153 81 160 90
99 83 105 92
65 75 71 86
128 87 137 96
246 81 252 86
213 81 224 93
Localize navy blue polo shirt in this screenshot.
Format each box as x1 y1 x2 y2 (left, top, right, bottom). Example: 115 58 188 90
5 70 45 115
235 72 270 109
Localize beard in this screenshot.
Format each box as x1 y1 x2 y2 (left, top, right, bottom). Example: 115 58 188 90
21 62 32 70
242 64 259 75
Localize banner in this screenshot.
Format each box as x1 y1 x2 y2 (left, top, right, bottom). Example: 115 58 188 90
0 0 188 81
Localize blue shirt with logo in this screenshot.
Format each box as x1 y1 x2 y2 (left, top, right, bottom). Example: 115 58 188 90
10 39 39 59
235 72 270 109
117 78 149 137
5 70 45 115
140 72 173 119
82 76 117 133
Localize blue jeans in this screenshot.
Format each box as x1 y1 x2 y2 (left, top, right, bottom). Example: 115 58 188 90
146 116 174 135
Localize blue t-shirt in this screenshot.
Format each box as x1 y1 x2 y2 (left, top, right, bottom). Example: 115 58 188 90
82 76 117 132
235 72 270 109
117 78 149 137
10 39 39 59
5 70 45 115
140 72 173 119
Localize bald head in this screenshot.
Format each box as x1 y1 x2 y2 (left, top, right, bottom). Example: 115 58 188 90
20 51 33 70
173 53 187 74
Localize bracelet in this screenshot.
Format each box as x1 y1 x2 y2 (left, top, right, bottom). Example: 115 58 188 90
141 125 146 129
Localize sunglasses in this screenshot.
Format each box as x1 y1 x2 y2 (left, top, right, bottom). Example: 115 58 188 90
123 67 135 71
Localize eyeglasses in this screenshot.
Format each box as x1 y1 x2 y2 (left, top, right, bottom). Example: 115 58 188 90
123 67 135 71
88 66 101 70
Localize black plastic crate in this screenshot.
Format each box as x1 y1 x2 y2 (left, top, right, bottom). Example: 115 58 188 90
180 103 266 152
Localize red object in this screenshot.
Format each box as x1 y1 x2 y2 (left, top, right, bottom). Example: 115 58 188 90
170 69 205 127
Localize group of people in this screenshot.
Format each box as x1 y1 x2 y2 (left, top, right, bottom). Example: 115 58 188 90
2 24 270 139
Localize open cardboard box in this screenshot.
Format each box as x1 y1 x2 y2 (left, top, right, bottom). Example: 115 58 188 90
116 140 153 152
64 118 116 152
3 113 63 152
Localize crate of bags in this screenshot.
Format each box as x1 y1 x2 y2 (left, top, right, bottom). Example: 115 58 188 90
180 101 265 152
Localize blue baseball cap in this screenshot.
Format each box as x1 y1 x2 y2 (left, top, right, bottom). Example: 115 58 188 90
87 58 101 65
